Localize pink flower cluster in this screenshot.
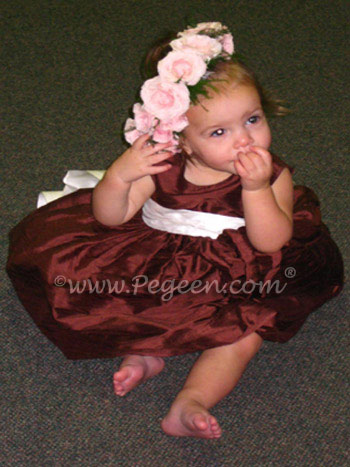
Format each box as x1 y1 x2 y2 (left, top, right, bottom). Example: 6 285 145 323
124 22 235 151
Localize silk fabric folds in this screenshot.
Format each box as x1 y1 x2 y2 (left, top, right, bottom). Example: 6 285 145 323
7 155 343 359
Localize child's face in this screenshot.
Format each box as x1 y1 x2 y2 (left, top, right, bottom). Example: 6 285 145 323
182 84 271 179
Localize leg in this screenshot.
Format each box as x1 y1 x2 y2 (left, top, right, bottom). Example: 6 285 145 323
113 355 165 396
161 332 263 439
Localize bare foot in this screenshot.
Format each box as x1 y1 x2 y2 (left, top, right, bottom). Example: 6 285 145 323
161 397 222 439
113 355 165 396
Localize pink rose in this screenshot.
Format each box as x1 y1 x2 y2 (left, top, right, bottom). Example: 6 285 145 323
158 50 207 85
152 124 174 144
124 118 144 144
140 76 190 121
133 103 156 132
220 34 234 55
170 34 222 60
179 22 224 37
160 114 189 133
151 124 180 153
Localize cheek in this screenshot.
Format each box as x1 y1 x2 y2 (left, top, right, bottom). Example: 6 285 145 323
182 133 208 156
258 126 272 148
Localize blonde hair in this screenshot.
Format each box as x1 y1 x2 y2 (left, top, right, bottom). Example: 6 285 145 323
207 61 288 116
144 35 288 117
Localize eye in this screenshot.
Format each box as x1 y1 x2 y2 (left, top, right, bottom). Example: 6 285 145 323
210 128 226 137
247 115 260 125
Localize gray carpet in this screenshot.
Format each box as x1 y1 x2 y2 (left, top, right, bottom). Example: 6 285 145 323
2 0 349 465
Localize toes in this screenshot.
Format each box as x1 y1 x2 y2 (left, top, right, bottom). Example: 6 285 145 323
162 406 222 439
192 414 221 438
208 417 222 437
113 380 126 396
113 369 130 396
192 414 209 431
113 365 143 396
113 356 165 397
114 367 129 383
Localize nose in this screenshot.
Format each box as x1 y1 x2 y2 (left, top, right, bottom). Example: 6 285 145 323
234 129 253 149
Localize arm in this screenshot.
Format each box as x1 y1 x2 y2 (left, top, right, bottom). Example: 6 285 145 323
235 147 293 253
92 135 174 226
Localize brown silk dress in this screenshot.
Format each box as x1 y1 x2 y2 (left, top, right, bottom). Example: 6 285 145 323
6 155 344 359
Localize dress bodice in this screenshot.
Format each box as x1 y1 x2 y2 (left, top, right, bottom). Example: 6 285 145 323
151 153 292 217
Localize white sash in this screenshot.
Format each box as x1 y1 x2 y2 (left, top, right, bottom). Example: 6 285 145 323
142 198 245 239
37 170 105 207
37 170 245 239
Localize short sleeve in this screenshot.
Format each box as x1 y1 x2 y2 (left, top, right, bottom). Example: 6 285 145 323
270 153 294 185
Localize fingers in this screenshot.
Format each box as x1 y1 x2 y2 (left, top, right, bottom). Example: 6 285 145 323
134 140 175 173
132 133 151 149
148 162 173 175
234 159 249 179
145 148 176 177
148 149 174 165
146 142 175 156
249 146 272 165
236 147 271 172
236 152 256 172
133 134 174 154
118 134 176 181
235 147 273 191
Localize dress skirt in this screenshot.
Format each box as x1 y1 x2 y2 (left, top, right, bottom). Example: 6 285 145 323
6 157 344 359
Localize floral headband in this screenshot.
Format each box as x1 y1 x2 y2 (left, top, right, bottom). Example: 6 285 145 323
124 22 235 151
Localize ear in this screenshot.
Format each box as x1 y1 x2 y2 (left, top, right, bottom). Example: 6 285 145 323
179 135 193 156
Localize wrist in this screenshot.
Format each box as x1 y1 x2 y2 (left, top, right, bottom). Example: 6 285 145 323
241 183 271 194
102 170 132 189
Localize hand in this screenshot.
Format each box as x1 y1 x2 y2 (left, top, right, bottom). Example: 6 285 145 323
108 134 174 184
234 146 273 191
